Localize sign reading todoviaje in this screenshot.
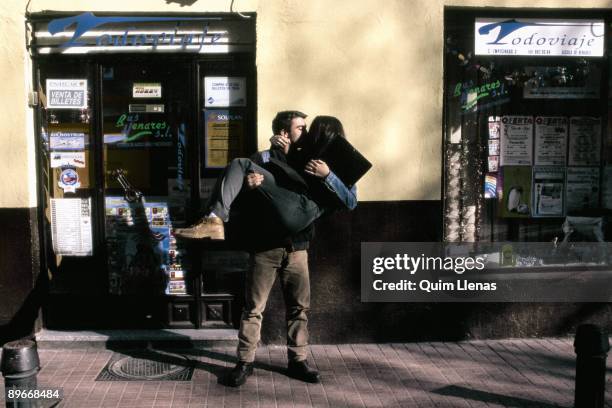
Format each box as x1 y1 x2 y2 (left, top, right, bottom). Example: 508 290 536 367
475 19 604 57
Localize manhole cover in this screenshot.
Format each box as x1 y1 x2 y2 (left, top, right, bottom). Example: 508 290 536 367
96 351 194 381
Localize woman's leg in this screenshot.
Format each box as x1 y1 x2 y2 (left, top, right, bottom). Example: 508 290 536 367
207 158 276 221
255 183 322 235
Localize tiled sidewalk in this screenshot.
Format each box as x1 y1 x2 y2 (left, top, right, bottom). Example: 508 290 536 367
1 338 611 407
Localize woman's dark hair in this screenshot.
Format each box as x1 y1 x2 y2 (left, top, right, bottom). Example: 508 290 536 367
302 115 346 158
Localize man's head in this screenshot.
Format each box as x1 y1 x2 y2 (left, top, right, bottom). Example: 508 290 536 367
272 110 307 144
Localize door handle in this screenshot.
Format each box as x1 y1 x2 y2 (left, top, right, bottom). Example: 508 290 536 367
111 168 143 203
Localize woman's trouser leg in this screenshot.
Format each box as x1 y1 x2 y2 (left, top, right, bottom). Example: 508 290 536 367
207 158 276 221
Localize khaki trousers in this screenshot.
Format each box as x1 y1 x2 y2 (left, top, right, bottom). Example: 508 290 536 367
237 247 310 363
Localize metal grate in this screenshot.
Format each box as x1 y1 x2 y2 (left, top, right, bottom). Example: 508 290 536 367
96 351 194 381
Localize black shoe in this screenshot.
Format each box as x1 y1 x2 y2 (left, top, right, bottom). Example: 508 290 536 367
287 360 320 383
225 361 253 387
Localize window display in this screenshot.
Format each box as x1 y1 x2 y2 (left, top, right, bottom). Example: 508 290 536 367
444 9 611 246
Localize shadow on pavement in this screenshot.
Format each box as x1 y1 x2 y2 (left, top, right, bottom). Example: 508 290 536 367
433 384 568 408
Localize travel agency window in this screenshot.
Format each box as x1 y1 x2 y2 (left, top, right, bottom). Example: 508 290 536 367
29 12 256 329
443 8 612 271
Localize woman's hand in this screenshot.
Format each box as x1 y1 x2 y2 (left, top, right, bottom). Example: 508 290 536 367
304 159 330 178
269 134 291 154
244 172 264 189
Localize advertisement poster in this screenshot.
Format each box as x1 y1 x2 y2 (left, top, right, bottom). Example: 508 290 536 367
204 77 246 107
523 66 601 99
499 166 532 218
488 116 501 139
132 82 162 98
534 116 567 166
488 156 499 172
205 110 245 168
569 117 601 166
50 198 93 256
488 139 499 156
500 116 533 166
484 173 497 199
566 167 600 213
105 197 186 295
49 132 86 151
50 151 86 168
532 166 565 217
46 78 88 109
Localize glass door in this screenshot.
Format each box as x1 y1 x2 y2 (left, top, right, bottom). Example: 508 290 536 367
102 60 194 307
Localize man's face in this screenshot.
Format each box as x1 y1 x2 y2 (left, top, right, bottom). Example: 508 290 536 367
283 117 307 144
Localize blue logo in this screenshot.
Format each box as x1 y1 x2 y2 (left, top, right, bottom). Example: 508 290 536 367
48 12 219 48
59 168 79 186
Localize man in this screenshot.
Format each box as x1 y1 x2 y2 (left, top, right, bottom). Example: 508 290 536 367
175 111 356 387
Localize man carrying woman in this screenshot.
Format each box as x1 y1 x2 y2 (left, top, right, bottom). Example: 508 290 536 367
175 111 357 386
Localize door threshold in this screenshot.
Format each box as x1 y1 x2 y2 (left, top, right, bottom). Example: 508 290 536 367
36 328 238 349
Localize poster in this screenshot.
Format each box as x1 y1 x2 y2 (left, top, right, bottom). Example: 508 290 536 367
132 82 162 98
534 116 567 166
204 77 246 107
205 110 245 168
500 116 533 166
569 117 601 166
49 132 85 151
50 198 93 256
488 139 499 156
488 156 499 172
532 166 565 217
488 116 501 139
499 166 532 218
523 66 601 99
46 79 88 109
566 167 600 213
50 151 86 168
484 173 497 199
105 197 186 295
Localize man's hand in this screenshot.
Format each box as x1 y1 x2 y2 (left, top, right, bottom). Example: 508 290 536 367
244 172 264 189
269 134 291 154
304 159 330 178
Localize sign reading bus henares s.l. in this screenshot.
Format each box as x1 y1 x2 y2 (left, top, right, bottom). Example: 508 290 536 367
475 19 604 57
38 12 225 53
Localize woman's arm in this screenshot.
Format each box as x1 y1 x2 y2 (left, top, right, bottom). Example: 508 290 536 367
324 171 358 210
304 159 358 210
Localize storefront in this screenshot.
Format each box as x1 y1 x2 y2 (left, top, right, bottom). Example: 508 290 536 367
444 8 612 244
30 12 256 329
4 1 612 345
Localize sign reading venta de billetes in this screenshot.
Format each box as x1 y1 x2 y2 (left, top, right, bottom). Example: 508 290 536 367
46 79 88 109
475 19 604 57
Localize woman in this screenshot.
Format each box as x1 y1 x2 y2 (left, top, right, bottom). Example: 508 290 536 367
174 115 357 240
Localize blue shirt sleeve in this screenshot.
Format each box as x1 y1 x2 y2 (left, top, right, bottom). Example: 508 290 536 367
250 150 270 165
323 171 358 210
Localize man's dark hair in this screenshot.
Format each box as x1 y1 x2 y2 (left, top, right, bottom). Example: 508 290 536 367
272 110 307 134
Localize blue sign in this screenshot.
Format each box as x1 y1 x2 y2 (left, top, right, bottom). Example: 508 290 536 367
47 12 222 50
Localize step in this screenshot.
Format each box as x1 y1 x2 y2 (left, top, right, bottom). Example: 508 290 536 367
35 328 239 349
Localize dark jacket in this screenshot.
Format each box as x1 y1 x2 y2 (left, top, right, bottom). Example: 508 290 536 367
230 147 357 251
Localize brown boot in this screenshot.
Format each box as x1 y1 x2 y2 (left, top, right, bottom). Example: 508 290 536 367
174 216 225 240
